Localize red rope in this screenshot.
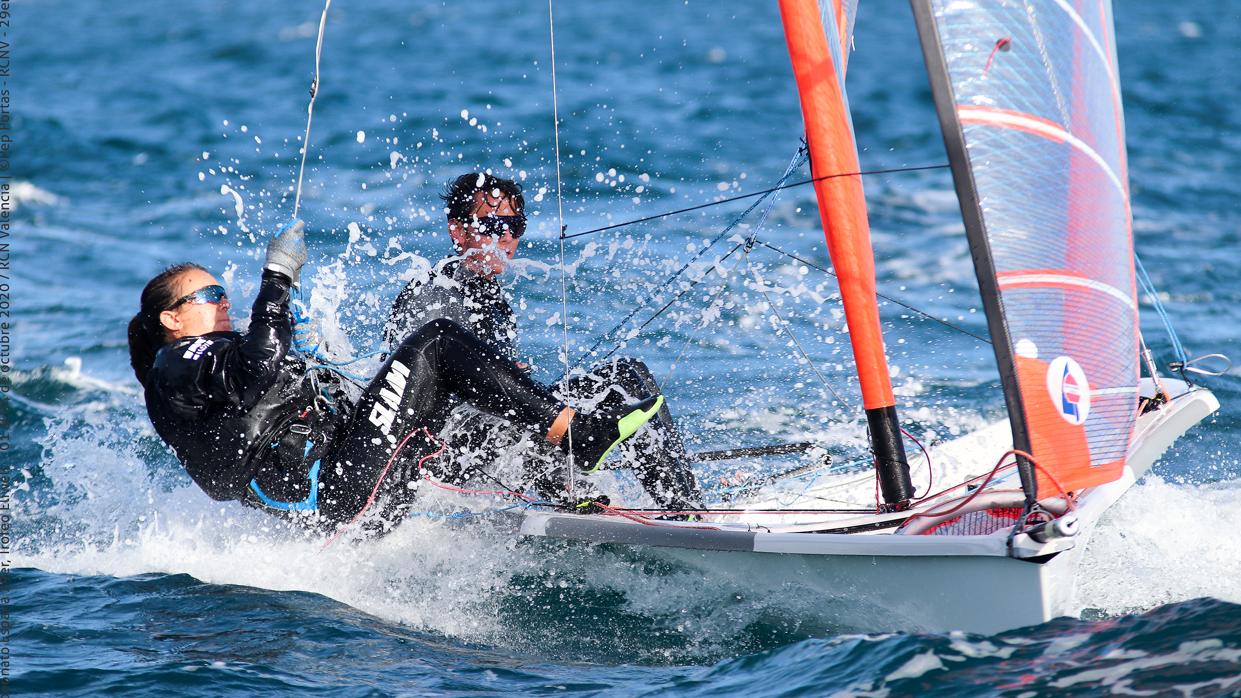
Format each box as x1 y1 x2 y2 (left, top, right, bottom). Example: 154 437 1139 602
900 448 1079 529
593 501 658 526
413 431 540 502
322 427 447 549
901 426 934 500
1015 449 1077 511
604 507 873 516
900 449 1019 524
593 502 722 530
914 458 1020 504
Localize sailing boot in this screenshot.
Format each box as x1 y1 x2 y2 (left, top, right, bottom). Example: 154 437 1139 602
557 395 665 473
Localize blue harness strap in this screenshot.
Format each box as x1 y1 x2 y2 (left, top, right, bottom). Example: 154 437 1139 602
249 440 321 511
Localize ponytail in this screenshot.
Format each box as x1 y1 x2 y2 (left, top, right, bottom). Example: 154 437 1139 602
128 262 207 386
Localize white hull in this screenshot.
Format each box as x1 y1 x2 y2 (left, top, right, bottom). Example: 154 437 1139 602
608 539 1082 634
518 381 1219 633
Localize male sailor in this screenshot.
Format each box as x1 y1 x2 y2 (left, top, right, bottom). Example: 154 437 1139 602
384 172 702 512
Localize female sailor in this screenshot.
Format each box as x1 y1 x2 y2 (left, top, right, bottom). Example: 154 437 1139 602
127 220 661 534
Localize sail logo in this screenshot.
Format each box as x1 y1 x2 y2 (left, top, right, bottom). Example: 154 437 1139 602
1046 356 1090 425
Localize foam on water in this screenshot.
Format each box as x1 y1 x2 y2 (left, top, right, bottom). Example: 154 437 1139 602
16 408 848 663
8 181 63 209
1077 476 1241 613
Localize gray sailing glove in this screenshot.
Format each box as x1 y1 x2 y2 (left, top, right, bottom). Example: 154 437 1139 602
264 219 308 284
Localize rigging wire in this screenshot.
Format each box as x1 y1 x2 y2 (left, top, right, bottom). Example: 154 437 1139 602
600 506 878 516
756 240 993 344
1135 253 1230 379
660 261 743 385
546 0 577 487
562 163 950 240
566 146 811 373
562 160 981 374
578 241 744 372
741 251 850 408
292 0 333 218
1134 253 1188 367
662 146 808 384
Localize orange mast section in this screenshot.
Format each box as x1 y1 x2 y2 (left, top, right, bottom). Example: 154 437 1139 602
779 0 894 411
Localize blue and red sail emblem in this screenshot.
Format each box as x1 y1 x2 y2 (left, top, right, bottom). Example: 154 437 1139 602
1060 364 1081 420
1046 356 1091 426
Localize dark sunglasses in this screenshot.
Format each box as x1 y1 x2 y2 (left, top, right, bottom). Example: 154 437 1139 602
167 284 228 310
467 214 526 239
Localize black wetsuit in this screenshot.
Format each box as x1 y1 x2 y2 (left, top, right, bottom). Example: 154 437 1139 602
385 258 701 508
144 270 563 532
383 259 518 360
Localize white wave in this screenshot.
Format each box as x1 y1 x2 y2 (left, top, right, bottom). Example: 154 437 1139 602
17 399 544 643
20 500 536 642
8 181 62 209
1076 475 1241 613
52 357 141 396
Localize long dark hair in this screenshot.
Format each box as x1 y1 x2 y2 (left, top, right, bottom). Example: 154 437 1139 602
127 262 207 386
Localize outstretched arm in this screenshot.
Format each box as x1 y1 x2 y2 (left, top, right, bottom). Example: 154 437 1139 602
200 219 307 410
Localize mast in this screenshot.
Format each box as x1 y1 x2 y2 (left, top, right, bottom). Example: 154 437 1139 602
778 0 914 508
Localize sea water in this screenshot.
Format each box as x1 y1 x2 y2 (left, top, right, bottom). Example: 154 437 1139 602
9 1 1241 695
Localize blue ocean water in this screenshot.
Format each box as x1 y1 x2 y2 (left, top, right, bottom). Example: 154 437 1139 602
9 0 1241 695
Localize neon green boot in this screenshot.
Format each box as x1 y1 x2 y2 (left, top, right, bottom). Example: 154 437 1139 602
570 395 665 472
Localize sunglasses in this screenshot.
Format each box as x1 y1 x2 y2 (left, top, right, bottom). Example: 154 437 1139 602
467 214 526 239
167 284 228 310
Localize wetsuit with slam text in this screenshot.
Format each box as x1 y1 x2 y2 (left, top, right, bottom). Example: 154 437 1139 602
144 271 564 532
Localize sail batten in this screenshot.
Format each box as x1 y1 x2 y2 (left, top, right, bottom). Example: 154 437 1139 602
912 0 1139 501
957 106 1127 198
996 271 1136 310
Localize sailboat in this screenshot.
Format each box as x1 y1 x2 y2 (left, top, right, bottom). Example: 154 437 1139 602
514 0 1220 634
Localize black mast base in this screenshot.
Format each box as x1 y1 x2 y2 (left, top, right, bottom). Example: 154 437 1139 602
867 405 915 506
